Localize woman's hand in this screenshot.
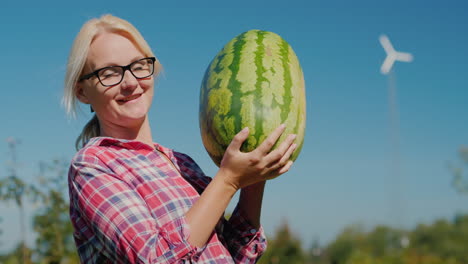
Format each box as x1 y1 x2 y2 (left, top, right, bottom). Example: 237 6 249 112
218 124 297 191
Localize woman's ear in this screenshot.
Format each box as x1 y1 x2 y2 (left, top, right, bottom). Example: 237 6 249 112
75 83 90 104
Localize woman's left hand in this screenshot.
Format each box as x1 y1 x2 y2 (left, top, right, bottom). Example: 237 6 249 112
218 124 297 191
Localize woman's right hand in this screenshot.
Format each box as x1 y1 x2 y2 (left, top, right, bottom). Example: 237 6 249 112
218 124 297 191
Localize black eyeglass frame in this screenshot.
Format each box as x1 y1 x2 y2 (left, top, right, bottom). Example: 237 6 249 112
78 57 156 87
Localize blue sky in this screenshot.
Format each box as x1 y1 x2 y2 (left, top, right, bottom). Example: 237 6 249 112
0 0 467 252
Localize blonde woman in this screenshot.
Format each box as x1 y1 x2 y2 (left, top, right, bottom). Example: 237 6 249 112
64 14 297 264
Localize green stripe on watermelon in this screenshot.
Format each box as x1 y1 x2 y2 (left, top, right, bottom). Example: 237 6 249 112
227 32 247 146
252 30 266 152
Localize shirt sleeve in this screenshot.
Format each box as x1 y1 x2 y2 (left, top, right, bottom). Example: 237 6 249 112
222 205 268 263
69 154 204 264
172 151 267 262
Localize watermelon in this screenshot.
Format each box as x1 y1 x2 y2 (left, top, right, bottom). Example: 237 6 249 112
199 29 306 167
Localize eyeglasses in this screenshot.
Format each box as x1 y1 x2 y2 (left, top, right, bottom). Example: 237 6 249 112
79 57 156 87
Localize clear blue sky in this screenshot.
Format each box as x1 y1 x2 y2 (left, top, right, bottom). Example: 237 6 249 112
0 0 467 252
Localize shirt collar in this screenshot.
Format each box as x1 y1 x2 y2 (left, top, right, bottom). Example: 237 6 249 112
84 136 181 175
85 137 163 152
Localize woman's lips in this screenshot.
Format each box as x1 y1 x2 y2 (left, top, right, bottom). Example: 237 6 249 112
118 94 142 103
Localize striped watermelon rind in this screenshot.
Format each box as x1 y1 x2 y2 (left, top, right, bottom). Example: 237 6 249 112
199 29 306 167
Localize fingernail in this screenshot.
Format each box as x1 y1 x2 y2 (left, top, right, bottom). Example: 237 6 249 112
291 134 297 140
280 124 286 129
242 127 249 133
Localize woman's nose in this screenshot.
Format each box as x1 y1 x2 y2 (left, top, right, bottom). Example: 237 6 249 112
120 70 138 89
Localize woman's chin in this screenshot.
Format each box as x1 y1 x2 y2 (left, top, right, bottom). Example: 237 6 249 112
113 109 148 126
119 104 150 118
123 113 147 123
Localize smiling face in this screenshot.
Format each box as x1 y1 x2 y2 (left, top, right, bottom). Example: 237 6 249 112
76 32 154 130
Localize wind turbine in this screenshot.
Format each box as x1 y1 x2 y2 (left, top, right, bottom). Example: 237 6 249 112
380 34 413 74
380 34 413 247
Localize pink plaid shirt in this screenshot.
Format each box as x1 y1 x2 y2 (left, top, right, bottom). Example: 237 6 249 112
68 137 267 263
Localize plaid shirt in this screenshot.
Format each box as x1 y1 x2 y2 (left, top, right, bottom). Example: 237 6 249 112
68 137 267 263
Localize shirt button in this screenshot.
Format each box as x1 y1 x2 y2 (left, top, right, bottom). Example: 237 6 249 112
250 228 257 234
244 237 250 243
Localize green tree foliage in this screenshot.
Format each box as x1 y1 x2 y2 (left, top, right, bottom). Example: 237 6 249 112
307 238 325 264
326 224 408 262
0 216 3 250
256 214 468 264
258 221 307 264
325 224 365 263
0 242 33 264
0 138 32 264
0 159 79 264
0 138 78 264
32 160 79 264
408 214 468 263
323 215 468 264
449 146 468 194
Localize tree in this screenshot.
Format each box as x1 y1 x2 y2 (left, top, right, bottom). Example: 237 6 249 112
0 216 3 247
320 214 468 264
0 139 78 263
449 146 468 194
409 215 468 263
32 159 79 264
325 224 365 264
307 238 325 264
0 138 32 264
258 220 307 264
0 242 33 264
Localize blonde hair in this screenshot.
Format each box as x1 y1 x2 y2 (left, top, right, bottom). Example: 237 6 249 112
62 14 161 150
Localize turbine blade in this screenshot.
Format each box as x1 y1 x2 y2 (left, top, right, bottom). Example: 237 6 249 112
395 52 413 62
379 34 395 54
381 56 395 74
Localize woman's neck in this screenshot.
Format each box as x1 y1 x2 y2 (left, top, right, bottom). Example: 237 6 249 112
99 116 154 148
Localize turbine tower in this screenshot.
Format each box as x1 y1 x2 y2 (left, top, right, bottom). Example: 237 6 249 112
380 34 413 246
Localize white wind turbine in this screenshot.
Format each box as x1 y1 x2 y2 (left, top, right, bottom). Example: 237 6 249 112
380 34 413 248
380 34 413 74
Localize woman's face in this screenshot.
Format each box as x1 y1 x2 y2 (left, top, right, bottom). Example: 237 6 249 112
77 32 154 128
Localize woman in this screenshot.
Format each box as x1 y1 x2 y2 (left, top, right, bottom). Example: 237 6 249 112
64 14 297 264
